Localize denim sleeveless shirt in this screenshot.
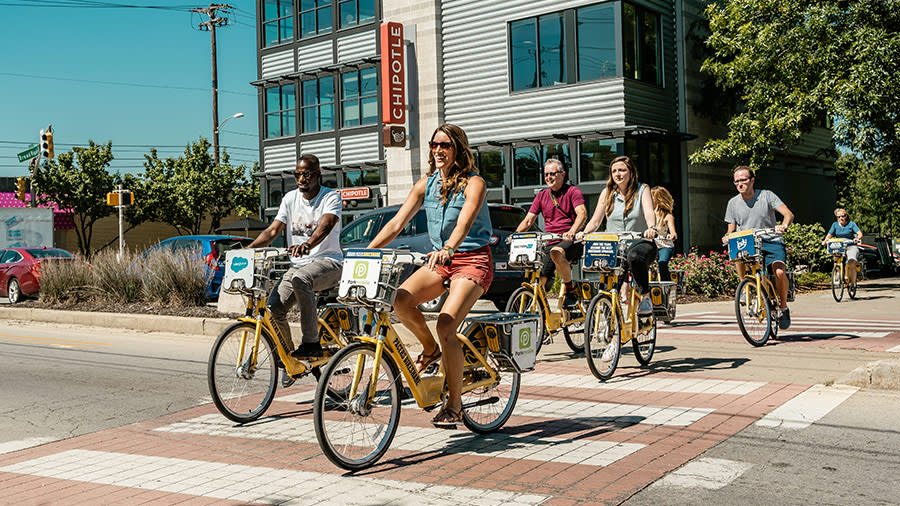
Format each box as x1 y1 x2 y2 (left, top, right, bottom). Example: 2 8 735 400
424 172 492 252
606 184 648 233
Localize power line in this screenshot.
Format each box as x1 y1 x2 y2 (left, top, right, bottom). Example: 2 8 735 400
0 72 255 97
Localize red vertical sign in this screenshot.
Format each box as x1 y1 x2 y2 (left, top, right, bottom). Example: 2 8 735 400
380 22 405 124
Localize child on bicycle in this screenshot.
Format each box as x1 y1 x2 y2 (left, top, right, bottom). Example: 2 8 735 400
651 186 677 282
366 123 493 428
514 158 587 308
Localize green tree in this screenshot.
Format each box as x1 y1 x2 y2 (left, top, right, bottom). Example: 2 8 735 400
691 0 900 170
835 153 900 236
124 138 257 235
32 141 117 257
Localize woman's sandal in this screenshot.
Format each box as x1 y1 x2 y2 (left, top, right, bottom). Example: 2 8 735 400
431 405 463 428
414 348 442 374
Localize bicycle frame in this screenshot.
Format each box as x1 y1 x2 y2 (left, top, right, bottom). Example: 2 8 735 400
515 268 590 331
737 259 778 313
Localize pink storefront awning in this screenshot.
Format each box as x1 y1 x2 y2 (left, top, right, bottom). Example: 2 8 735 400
0 192 75 230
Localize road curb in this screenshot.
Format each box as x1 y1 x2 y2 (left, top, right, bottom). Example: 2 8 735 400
838 359 900 391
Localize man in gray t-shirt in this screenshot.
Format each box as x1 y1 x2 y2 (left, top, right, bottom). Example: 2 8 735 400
721 166 795 330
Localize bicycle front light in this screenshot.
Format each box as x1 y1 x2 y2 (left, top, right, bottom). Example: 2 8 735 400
229 279 246 291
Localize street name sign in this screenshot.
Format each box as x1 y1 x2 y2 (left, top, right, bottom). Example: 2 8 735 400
17 145 39 162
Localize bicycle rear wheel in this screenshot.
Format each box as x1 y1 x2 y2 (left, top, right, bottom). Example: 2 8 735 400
313 342 402 471
460 326 521 433
848 272 858 299
831 264 844 302
208 322 278 423
735 278 772 347
632 317 657 365
584 295 621 380
506 287 547 354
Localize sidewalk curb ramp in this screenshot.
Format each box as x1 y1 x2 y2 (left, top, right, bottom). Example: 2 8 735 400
839 359 900 391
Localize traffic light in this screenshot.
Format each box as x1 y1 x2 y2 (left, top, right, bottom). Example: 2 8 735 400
40 129 54 159
15 177 27 201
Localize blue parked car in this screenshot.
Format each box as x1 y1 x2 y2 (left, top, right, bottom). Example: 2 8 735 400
139 235 254 300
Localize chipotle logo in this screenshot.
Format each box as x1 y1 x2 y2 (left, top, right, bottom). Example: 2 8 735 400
380 22 405 124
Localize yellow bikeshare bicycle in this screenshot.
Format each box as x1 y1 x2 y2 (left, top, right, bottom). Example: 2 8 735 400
582 232 668 380
505 232 593 353
207 248 354 423
312 248 536 470
826 238 862 302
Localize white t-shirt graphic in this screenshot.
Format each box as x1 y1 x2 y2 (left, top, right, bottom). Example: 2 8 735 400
274 186 343 266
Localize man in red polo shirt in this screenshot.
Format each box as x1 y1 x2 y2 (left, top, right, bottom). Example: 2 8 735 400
515 158 587 308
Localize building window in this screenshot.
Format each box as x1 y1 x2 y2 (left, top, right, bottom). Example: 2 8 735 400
343 168 382 186
477 150 505 189
301 76 335 133
341 68 378 127
580 139 618 182
339 0 375 29
509 12 568 91
514 143 570 187
577 3 617 81
265 84 296 139
623 2 661 85
300 0 332 38
263 0 293 47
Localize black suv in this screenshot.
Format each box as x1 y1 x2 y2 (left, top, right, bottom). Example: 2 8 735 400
340 203 532 310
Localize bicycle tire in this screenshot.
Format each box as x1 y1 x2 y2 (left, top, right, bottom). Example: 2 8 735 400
584 295 621 380
506 287 547 354
208 322 278 423
562 303 586 353
632 317 657 365
734 278 772 347
459 325 521 433
831 264 844 302
313 342 402 471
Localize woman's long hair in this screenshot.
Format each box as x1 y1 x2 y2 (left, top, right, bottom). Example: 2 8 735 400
603 156 639 217
426 123 478 204
651 186 674 221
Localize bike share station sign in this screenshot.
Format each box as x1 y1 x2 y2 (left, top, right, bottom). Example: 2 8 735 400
339 249 383 298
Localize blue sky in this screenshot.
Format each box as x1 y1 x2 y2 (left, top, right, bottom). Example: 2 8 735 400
0 1 260 179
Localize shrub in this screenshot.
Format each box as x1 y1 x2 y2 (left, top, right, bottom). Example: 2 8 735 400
670 248 739 298
90 249 143 303
38 257 93 304
795 271 830 288
784 222 830 272
140 248 209 306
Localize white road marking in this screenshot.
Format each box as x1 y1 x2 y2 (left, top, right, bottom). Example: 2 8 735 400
691 315 900 328
658 329 890 338
0 437 57 455
652 457 753 490
0 449 549 505
157 414 646 467
521 374 765 396
887 344 900 353
755 384 858 430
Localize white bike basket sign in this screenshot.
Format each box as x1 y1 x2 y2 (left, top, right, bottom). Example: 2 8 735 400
339 249 383 298
509 232 539 265
510 320 537 371
222 249 256 291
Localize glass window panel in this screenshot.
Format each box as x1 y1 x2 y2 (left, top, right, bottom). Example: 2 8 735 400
264 23 278 46
300 0 316 10
641 10 660 84
577 4 617 81
282 84 295 108
363 169 381 185
543 143 570 173
514 146 541 187
538 13 566 87
343 99 360 127
344 170 362 186
301 12 317 37
321 76 334 101
265 0 278 19
266 87 280 112
320 104 334 130
302 80 317 106
283 111 296 136
280 19 293 42
361 96 378 124
579 139 617 182
510 19 537 91
279 0 291 17
623 3 636 79
361 67 377 92
342 72 359 99
303 107 318 132
266 114 280 138
340 0 356 28
479 150 504 189
319 6 332 33
359 0 375 23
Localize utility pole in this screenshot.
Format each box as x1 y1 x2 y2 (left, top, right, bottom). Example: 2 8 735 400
192 3 233 167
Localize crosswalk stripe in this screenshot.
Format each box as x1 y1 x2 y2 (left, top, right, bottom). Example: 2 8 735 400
652 457 753 490
156 414 646 467
521 373 765 395
755 384 858 430
691 315 900 328
0 449 550 505
0 437 57 455
659 329 890 338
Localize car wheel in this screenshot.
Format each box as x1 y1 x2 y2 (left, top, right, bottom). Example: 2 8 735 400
418 292 447 312
7 278 22 304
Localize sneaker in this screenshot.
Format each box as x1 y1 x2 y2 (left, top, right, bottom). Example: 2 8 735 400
562 290 578 309
281 370 295 388
291 342 325 359
637 296 653 316
778 308 791 330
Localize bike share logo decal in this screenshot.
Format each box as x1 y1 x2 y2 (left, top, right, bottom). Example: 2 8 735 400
231 256 249 272
353 261 369 279
737 238 748 250
518 326 532 349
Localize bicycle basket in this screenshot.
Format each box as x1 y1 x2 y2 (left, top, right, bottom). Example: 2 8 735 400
221 248 289 293
464 312 539 373
826 240 849 255
582 233 621 271
338 249 414 306
727 229 756 260
648 281 676 317
508 232 547 268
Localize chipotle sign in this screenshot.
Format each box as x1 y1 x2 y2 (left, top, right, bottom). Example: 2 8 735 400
380 22 405 124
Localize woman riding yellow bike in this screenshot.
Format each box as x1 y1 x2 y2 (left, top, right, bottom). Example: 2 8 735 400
366 123 492 428
822 208 863 291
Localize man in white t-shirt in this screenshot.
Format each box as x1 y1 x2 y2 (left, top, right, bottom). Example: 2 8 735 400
249 154 342 375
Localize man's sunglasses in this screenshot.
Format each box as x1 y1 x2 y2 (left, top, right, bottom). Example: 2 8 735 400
294 171 318 180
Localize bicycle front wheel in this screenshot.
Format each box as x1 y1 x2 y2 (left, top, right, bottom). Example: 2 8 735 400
562 304 586 353
208 322 278 423
831 264 844 302
313 342 402 471
506 287 547 353
735 278 772 347
632 317 657 365
584 295 621 380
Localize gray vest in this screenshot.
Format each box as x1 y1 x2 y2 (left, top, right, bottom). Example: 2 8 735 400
606 184 648 233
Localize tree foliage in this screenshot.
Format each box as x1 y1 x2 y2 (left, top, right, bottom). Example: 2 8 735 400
691 0 900 168
124 138 258 235
32 141 118 257
835 153 900 236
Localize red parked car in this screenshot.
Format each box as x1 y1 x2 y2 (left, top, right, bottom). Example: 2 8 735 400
0 247 74 303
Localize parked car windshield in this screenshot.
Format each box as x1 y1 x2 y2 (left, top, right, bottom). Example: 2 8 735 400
489 206 527 231
26 248 73 259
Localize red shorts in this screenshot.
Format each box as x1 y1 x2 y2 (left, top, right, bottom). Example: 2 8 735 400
430 245 493 293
